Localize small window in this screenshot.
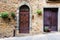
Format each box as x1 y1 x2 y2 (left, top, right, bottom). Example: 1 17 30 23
47 0 60 3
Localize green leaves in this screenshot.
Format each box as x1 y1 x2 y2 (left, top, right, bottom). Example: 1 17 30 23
1 12 8 18
11 12 15 18
0 11 16 21
0 11 16 18
36 9 42 15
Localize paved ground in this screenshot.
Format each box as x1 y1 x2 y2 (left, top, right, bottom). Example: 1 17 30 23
0 32 60 40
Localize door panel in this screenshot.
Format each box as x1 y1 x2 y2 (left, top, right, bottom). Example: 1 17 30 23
44 11 51 26
19 11 29 33
51 12 57 26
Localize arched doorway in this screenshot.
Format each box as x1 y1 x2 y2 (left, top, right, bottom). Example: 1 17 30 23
19 5 30 33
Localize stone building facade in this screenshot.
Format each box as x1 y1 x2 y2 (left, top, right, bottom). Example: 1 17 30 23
0 0 60 38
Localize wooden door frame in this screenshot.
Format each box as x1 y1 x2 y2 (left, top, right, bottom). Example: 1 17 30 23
16 1 32 34
43 7 59 32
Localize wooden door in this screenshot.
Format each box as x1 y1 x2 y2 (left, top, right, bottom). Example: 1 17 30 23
19 5 30 33
51 11 58 31
44 8 58 32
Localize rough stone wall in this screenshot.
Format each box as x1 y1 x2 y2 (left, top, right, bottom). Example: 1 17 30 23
0 0 60 38
0 0 18 38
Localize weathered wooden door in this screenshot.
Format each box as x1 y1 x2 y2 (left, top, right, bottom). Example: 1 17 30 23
19 5 30 33
44 8 58 32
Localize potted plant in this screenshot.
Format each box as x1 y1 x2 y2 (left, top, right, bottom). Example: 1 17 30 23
36 9 42 15
11 12 15 18
44 27 51 32
1 12 8 19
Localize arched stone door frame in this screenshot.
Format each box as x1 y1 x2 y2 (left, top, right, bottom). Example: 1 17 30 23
16 1 32 33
